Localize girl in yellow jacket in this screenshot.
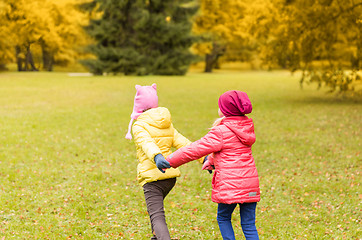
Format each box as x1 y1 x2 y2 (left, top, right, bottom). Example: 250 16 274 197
125 83 192 240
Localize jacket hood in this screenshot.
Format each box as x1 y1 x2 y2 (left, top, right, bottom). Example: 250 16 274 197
137 107 172 129
221 116 256 146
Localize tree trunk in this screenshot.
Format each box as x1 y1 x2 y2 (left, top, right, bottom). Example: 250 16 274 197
351 54 359 69
204 54 214 73
42 45 53 71
25 46 38 71
0 64 7 71
355 25 362 69
204 42 226 73
15 45 24 71
214 59 221 69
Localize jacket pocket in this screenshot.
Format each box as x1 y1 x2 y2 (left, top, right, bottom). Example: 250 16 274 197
212 171 217 189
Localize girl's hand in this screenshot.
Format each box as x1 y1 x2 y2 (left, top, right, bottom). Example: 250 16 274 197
202 157 215 174
154 154 170 173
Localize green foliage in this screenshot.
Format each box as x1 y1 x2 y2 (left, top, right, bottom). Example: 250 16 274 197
302 69 362 96
82 0 199 75
0 71 361 238
250 0 362 96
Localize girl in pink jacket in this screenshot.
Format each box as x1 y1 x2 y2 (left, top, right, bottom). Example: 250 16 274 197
166 90 260 240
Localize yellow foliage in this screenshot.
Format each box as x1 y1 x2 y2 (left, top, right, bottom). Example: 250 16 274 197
192 0 251 60
191 42 213 55
0 2 15 63
1 0 91 67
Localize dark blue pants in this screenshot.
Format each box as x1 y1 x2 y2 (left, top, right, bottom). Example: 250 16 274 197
217 202 259 240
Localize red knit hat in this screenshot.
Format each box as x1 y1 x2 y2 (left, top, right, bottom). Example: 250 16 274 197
218 90 252 117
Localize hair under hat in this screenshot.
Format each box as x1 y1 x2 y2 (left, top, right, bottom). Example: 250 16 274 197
125 83 158 139
218 90 252 117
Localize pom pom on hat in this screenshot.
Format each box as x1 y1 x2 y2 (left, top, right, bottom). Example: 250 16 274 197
125 83 158 140
218 90 252 117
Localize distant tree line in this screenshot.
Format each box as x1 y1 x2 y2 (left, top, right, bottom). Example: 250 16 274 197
0 0 360 95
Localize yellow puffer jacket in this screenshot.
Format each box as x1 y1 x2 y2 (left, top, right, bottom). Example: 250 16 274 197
132 107 191 186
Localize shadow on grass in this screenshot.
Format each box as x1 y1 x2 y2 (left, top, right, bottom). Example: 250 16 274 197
288 94 362 105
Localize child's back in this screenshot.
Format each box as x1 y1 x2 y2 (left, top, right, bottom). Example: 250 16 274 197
208 115 259 204
166 115 260 204
125 83 193 240
132 106 189 186
166 90 260 240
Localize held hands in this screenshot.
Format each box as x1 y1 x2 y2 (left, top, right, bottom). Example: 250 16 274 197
154 154 171 173
154 154 213 174
202 156 215 174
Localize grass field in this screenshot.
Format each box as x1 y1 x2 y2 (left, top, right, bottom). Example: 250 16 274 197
0 70 361 239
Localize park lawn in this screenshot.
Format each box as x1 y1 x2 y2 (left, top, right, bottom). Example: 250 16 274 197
0 70 360 239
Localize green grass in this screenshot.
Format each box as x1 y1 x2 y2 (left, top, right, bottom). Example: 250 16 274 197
0 70 361 239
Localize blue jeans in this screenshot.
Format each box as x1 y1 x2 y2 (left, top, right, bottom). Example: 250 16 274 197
217 202 259 240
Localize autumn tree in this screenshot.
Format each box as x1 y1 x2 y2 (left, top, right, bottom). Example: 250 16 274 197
39 0 91 71
192 0 252 72
250 0 362 96
81 0 199 75
1 0 90 71
0 1 14 70
3 0 41 71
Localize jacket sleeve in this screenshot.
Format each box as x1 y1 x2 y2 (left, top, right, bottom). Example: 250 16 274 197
172 126 191 149
132 123 161 161
172 126 205 164
167 127 223 168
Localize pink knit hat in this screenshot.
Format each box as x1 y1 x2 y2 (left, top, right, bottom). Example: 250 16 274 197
218 90 252 117
125 83 158 139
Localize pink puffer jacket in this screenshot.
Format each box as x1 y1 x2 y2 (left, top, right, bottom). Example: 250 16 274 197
167 116 260 204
